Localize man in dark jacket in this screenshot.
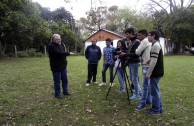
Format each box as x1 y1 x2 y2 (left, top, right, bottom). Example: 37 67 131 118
48 34 73 99
85 39 102 86
119 27 142 101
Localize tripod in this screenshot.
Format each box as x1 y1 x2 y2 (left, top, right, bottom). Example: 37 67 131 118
105 59 133 105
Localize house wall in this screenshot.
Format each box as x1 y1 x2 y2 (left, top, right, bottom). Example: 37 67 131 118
86 31 123 42
85 39 119 54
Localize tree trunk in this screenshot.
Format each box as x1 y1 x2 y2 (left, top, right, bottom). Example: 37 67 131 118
173 41 182 53
2 42 6 54
0 40 2 58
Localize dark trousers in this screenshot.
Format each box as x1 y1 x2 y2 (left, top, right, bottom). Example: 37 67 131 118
52 68 68 97
102 64 114 83
86 64 98 83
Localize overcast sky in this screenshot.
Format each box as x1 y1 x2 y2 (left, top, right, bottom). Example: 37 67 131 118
32 0 149 19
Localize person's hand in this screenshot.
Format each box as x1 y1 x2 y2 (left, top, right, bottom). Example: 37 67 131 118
146 74 150 79
70 52 75 55
115 55 119 58
119 52 126 57
111 61 115 66
146 59 151 64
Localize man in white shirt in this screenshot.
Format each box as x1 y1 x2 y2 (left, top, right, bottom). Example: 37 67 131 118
135 30 152 111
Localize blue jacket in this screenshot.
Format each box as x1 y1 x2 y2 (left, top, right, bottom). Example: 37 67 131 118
85 45 101 64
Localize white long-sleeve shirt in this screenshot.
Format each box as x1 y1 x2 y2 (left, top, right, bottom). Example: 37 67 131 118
135 38 151 67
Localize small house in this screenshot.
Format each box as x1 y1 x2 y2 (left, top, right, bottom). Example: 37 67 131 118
84 29 125 54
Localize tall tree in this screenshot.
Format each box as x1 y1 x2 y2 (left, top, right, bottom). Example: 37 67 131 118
164 7 194 52
147 0 194 52
147 0 194 13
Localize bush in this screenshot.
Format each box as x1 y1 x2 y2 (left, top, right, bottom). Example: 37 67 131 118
17 51 30 58
27 48 37 57
7 53 16 57
35 52 44 57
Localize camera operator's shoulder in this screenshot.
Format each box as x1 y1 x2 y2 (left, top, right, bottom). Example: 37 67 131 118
135 39 140 42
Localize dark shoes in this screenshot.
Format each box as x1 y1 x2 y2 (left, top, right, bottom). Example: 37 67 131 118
55 95 62 99
146 109 162 115
63 92 71 96
55 92 71 99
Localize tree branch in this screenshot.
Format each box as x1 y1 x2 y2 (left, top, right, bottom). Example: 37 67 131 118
186 0 194 8
149 0 168 13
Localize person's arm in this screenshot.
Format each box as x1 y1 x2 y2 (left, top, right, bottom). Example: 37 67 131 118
98 47 102 60
103 48 105 64
85 46 89 59
120 41 140 57
136 41 146 56
146 43 161 78
49 45 70 56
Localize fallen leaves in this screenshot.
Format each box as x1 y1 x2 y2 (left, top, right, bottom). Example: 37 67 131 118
85 108 92 113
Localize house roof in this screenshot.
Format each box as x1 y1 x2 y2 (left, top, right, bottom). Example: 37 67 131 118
84 29 125 42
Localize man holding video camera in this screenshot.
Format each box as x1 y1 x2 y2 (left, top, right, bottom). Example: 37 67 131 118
119 27 142 101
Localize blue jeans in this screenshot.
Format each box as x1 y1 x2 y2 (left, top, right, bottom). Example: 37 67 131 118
116 67 125 90
52 68 68 97
140 67 151 106
102 64 114 83
128 63 141 97
150 77 162 112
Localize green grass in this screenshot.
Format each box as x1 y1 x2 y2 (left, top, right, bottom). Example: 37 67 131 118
0 55 194 126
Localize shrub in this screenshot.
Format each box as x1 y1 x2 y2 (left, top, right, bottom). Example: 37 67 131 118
7 53 16 57
17 51 29 58
27 48 37 57
36 52 44 57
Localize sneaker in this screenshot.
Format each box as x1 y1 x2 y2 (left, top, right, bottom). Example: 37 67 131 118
93 81 98 84
99 82 106 86
85 83 90 86
119 89 126 94
109 83 114 87
135 105 146 111
129 95 141 101
146 109 161 115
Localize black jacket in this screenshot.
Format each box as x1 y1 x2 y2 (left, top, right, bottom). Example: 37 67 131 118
85 45 101 64
125 37 140 63
48 43 70 72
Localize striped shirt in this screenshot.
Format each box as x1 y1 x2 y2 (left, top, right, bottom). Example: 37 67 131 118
147 41 164 77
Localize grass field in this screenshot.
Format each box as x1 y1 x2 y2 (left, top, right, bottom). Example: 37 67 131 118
0 55 194 126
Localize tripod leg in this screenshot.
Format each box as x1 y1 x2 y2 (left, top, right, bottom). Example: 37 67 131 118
123 67 130 105
105 85 112 100
124 68 133 94
105 61 120 100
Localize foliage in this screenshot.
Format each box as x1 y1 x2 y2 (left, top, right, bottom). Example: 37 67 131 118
17 51 30 58
164 8 194 44
146 0 194 52
0 0 83 58
151 7 194 52
27 48 37 57
0 56 194 125
78 6 154 39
